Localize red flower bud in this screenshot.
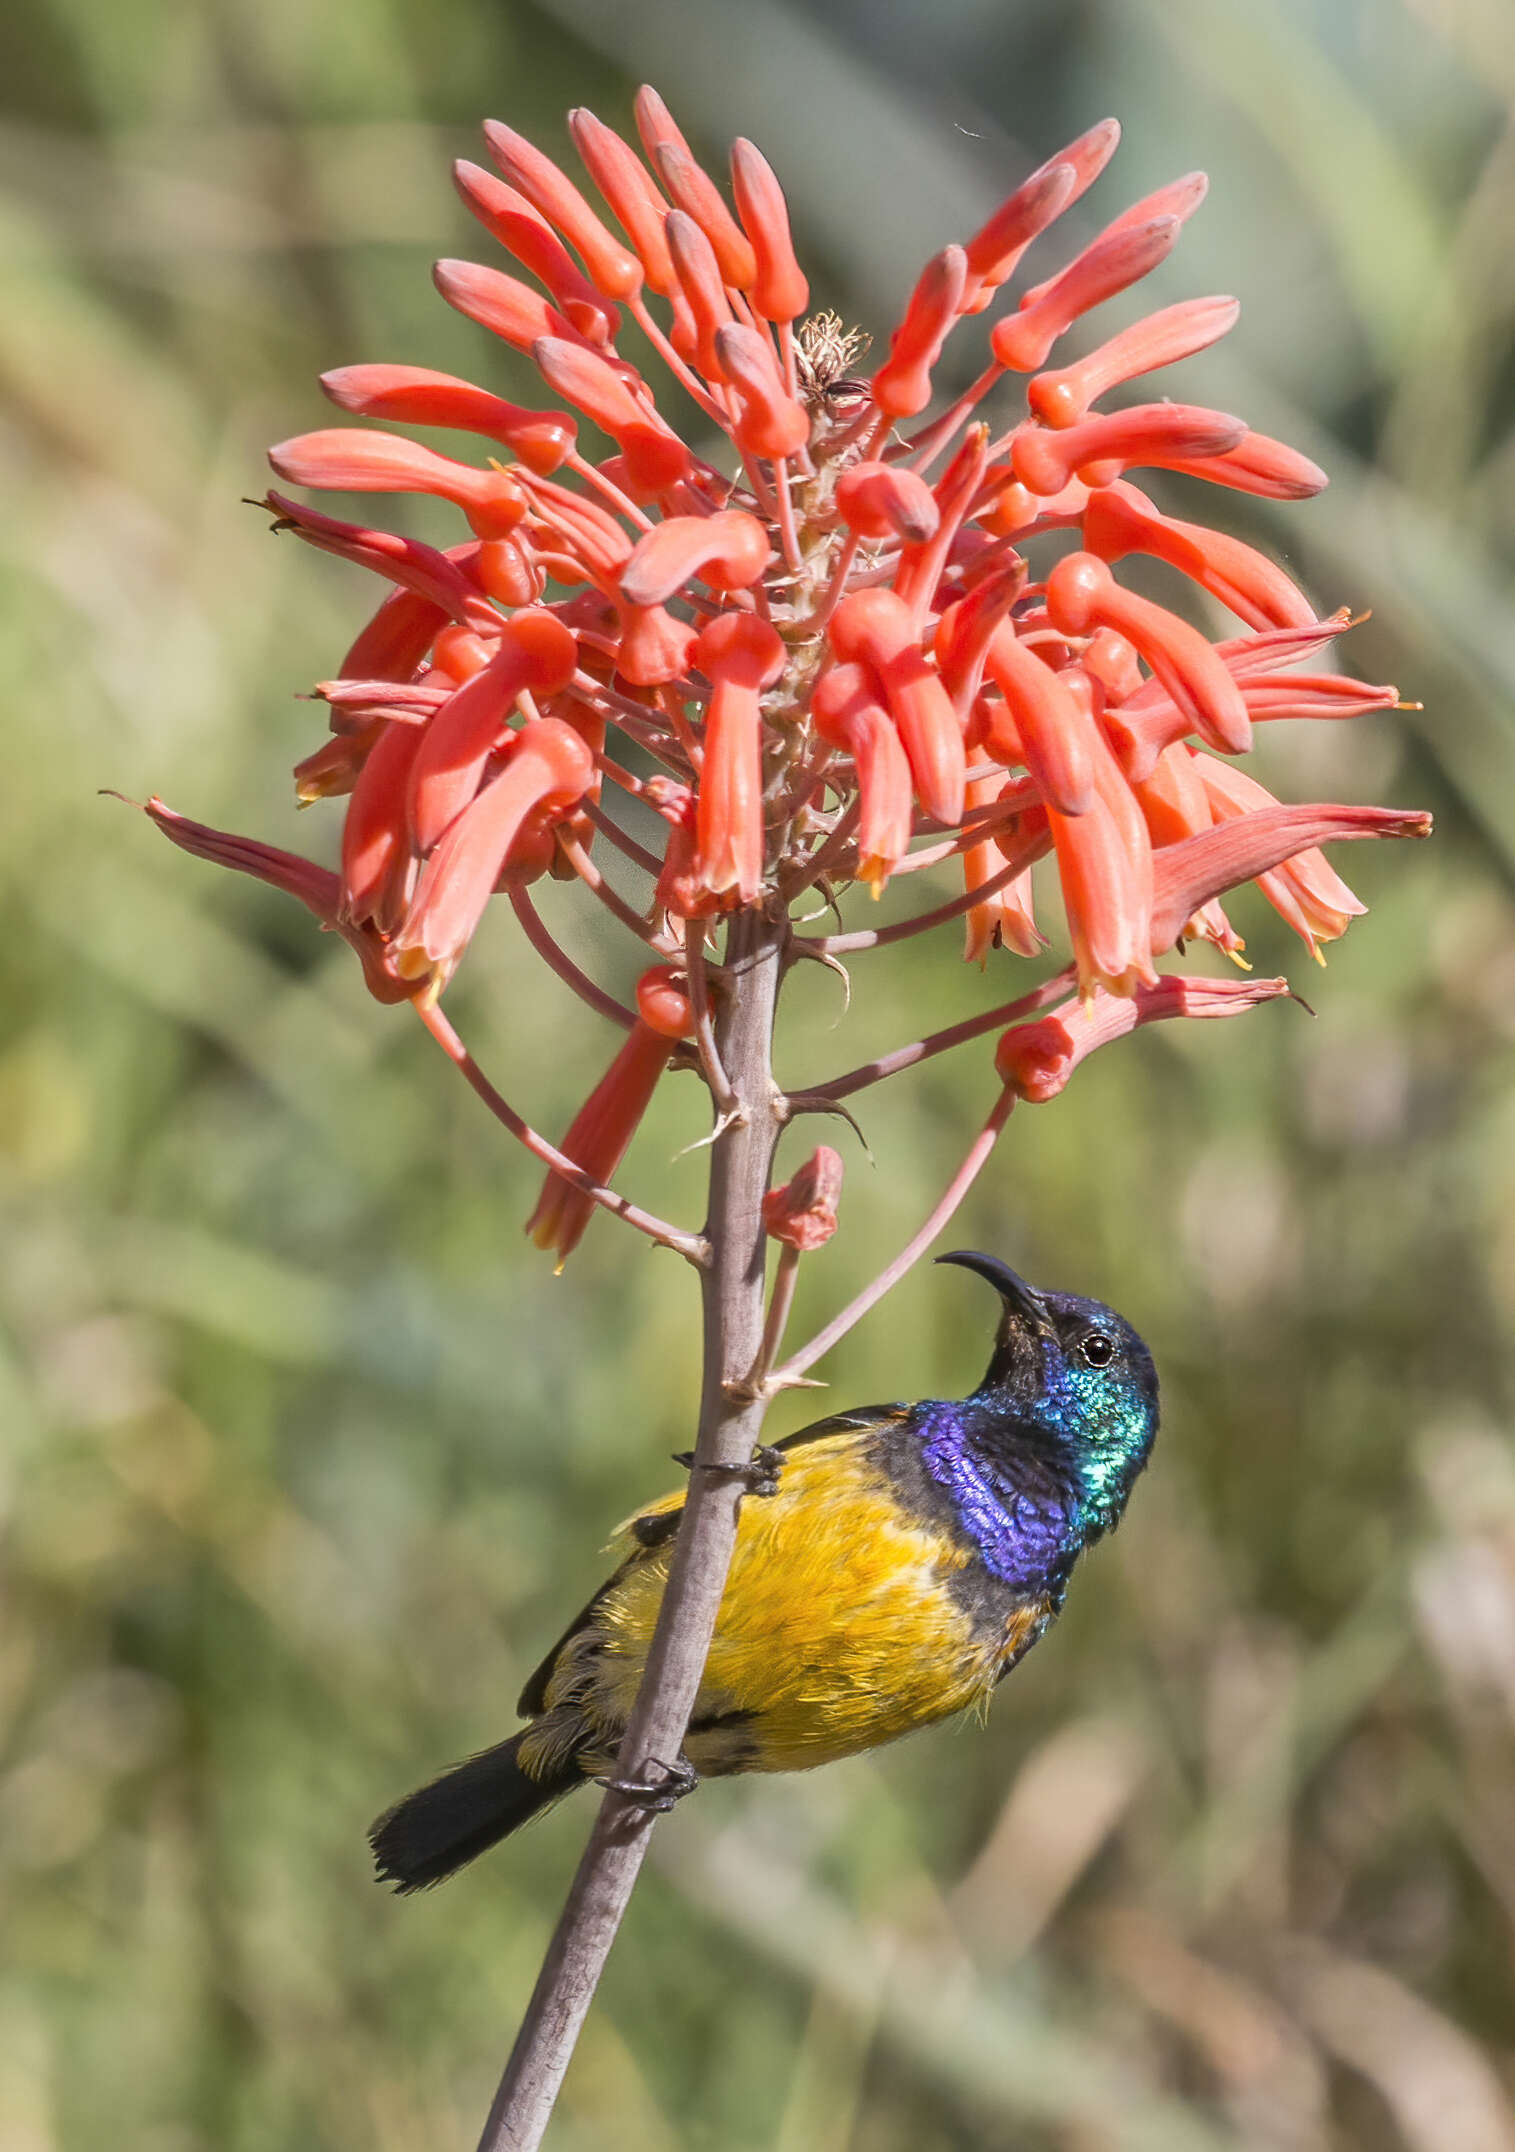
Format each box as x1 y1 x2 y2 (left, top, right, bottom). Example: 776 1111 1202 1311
1027 296 1240 426
1009 402 1245 497
835 462 941 543
531 338 693 494
1045 550 1253 755
729 138 809 323
829 589 966 827
713 324 810 459
991 215 1181 373
763 1147 844 1250
320 363 575 476
408 610 580 852
871 246 969 418
620 511 771 606
568 108 680 297
453 160 620 343
482 118 644 301
690 611 786 905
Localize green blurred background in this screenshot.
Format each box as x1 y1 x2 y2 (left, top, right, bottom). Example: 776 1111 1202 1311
4 1 1515 2146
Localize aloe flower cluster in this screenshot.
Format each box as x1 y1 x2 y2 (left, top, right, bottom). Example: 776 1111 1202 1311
145 89 1429 1265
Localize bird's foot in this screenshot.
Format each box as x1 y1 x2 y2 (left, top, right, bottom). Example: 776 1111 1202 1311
595 1754 700 1814
672 1445 784 1498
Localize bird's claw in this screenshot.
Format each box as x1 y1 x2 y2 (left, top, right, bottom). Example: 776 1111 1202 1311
672 1445 784 1498
594 1754 700 1814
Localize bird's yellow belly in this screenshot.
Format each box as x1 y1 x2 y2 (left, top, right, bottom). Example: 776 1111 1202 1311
552 1436 1047 1776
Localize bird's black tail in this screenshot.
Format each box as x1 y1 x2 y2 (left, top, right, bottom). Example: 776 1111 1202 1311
369 1732 581 1892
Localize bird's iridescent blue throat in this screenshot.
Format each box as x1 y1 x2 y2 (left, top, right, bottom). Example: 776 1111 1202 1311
917 1253 1160 1598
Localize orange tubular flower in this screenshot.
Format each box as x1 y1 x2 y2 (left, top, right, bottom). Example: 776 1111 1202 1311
959 162 1077 315
1046 728 1158 997
620 511 770 606
981 623 1098 814
1027 295 1240 426
1008 402 1245 496
320 364 575 475
834 463 940 544
665 210 736 379
1082 481 1315 630
407 610 579 852
690 612 786 907
763 1147 844 1250
482 119 645 301
526 966 695 1266
1147 798 1431 954
728 139 809 323
812 664 914 890
712 325 809 459
829 590 966 827
453 159 620 346
962 773 1042 964
145 83 1429 1171
396 718 595 998
997 974 1293 1102
269 431 527 539
530 338 692 494
568 107 680 297
340 714 427 932
871 247 970 418
433 256 582 357
1046 551 1252 755
992 215 1181 373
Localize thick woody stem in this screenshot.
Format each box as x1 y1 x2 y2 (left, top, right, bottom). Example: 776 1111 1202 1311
478 908 786 2152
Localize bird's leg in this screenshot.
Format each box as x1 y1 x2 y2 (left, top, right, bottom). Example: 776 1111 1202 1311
671 1446 784 1497
593 1754 700 1813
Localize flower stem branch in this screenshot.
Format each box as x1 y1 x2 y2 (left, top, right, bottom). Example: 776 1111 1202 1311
771 1087 1016 1387
805 852 1039 957
508 888 637 1032
796 967 1076 1103
479 909 786 2152
749 1241 800 1390
581 798 666 880
415 999 705 1265
558 833 680 953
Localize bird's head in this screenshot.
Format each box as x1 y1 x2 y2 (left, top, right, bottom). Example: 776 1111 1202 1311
937 1250 1160 1535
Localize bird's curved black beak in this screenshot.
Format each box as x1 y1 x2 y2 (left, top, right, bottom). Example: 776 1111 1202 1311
936 1249 1050 1330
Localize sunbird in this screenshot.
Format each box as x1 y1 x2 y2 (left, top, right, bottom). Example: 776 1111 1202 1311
371 1252 1159 1891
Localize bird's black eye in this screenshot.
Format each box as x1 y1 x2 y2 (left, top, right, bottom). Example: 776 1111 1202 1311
1080 1331 1115 1368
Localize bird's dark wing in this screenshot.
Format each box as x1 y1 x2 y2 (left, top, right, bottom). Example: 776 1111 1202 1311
516 1572 624 1719
514 1405 911 1720
777 1403 911 1453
